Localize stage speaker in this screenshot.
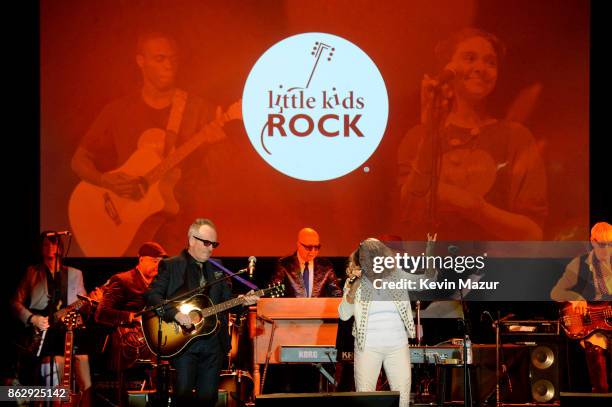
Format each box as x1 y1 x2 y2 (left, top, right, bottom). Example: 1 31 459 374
127 390 155 407
255 391 399 407
127 390 227 406
560 392 612 407
529 343 560 403
459 344 530 403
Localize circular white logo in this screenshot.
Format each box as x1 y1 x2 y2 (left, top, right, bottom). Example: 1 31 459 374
242 32 388 181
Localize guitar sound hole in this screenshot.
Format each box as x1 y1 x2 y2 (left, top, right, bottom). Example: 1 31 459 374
189 310 203 324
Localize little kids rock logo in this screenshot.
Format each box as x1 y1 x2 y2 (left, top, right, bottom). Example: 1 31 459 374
242 33 389 181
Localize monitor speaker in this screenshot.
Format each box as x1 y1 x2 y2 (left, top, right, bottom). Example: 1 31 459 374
529 343 560 403
560 392 612 407
127 390 228 407
255 391 399 407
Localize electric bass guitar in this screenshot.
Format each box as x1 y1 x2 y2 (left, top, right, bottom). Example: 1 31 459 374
141 283 284 358
68 99 242 256
560 302 612 340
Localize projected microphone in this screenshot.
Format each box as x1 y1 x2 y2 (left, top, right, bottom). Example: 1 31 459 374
247 256 256 279
434 67 456 85
44 231 71 236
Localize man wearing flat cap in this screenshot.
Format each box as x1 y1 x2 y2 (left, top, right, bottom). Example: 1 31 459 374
94 241 167 406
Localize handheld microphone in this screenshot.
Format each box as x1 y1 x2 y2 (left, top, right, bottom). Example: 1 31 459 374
247 256 256 279
44 231 71 236
448 245 460 256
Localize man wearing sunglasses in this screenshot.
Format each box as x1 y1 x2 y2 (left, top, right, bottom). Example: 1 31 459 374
267 228 342 394
551 221 612 392
145 218 258 405
271 227 342 298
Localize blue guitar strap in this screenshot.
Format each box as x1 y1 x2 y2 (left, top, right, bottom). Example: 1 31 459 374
208 259 258 290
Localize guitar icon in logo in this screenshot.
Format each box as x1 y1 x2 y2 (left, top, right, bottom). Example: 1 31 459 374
288 42 335 91
260 42 335 154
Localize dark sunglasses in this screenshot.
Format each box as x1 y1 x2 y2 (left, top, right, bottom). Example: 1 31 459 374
193 235 220 248
300 242 321 251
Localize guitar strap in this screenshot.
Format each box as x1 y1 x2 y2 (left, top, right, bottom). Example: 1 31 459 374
60 266 69 312
164 89 188 157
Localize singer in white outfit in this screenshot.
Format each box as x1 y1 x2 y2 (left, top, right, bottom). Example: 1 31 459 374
338 238 416 407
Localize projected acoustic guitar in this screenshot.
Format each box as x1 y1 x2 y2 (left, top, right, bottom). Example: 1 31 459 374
141 283 284 358
68 100 241 256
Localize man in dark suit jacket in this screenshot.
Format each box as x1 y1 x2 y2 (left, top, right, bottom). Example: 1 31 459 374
145 218 257 406
272 227 342 298
94 241 167 406
267 228 342 394
96 242 167 327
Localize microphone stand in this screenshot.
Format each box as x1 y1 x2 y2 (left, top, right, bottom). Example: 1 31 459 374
448 244 471 406
48 239 64 391
495 311 501 407
458 288 472 407
151 306 167 407
416 300 423 346
425 85 448 232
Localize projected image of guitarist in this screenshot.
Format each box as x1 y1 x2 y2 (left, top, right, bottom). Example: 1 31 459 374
70 31 241 257
551 221 612 392
10 232 93 406
144 218 260 406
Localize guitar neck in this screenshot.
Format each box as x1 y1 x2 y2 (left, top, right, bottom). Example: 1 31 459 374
60 330 74 388
145 116 229 185
201 288 266 318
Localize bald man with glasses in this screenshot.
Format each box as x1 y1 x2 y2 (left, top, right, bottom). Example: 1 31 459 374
271 227 342 298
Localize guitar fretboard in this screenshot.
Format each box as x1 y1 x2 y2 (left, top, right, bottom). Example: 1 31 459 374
201 288 267 318
61 330 74 388
145 114 231 185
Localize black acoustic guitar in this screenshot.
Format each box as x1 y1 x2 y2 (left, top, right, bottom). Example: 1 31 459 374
141 283 284 358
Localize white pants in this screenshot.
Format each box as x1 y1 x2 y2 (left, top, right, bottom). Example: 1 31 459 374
354 344 411 407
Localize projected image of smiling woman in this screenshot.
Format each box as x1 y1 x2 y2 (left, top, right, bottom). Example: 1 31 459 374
397 28 548 242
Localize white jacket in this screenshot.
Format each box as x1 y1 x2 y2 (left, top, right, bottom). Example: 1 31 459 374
338 278 415 352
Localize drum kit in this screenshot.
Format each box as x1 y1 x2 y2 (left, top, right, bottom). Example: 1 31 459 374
221 312 255 407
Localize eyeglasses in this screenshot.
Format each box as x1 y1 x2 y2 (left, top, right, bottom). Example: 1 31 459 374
192 235 220 248
300 242 321 251
594 241 612 248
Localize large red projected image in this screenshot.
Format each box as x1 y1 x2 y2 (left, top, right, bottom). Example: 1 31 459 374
40 0 590 257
